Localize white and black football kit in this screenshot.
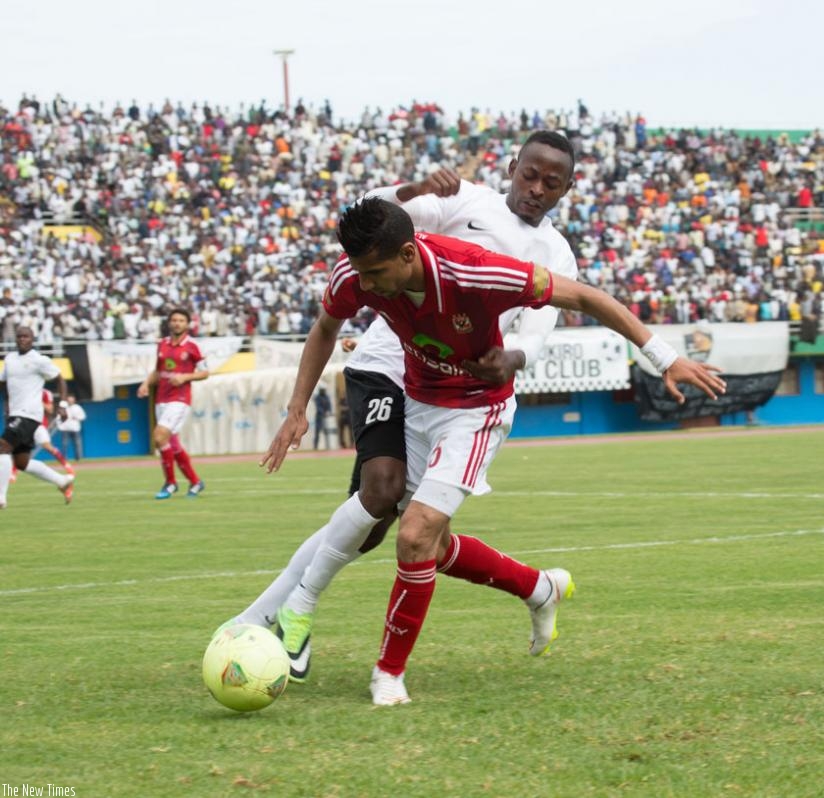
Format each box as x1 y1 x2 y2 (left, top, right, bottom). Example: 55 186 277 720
1 349 60 453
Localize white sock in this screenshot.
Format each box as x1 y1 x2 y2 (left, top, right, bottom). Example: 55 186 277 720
237 526 328 627
0 454 11 503
23 459 69 487
284 493 381 616
525 571 553 609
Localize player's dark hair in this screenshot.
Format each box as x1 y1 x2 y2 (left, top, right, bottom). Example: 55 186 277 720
522 130 576 177
168 307 191 323
337 198 415 260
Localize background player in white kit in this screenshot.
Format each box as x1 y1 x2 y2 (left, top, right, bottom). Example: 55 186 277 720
229 133 578 680
0 327 75 508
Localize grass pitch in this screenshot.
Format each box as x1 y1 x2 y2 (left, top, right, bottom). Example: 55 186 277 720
1 428 823 797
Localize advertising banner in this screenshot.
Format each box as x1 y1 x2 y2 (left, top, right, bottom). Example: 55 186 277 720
508 327 631 394
630 322 790 421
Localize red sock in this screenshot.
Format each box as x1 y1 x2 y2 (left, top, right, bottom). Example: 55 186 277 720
160 445 176 484
169 434 182 454
376 559 437 676
173 447 200 484
438 534 539 599
52 448 68 468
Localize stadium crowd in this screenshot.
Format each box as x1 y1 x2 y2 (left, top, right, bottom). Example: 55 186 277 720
0 94 822 346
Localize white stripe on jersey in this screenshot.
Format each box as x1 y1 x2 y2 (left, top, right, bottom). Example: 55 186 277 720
441 260 528 285
438 258 528 291
329 258 356 296
441 273 526 292
418 241 445 312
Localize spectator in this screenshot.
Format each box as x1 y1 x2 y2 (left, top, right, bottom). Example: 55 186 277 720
56 394 87 460
0 95 820 345
312 386 332 450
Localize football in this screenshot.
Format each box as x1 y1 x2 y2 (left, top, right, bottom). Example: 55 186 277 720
202 623 290 712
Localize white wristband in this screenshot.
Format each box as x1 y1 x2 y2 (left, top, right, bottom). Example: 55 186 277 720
640 334 678 374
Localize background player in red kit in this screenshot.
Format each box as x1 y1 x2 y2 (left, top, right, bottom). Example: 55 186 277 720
34 389 73 474
138 308 209 499
262 198 727 705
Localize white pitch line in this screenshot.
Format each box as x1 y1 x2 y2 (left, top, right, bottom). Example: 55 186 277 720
115 488 824 499
2 528 822 598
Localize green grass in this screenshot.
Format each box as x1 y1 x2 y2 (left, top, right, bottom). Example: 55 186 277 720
1 428 823 797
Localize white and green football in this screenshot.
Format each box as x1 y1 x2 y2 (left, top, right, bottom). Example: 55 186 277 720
202 623 289 712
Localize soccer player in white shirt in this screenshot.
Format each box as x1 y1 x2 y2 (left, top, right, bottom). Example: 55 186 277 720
0 327 76 508
263 199 725 705
230 132 580 682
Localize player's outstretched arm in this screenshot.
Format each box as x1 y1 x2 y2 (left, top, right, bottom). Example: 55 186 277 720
260 311 343 473
547 272 726 403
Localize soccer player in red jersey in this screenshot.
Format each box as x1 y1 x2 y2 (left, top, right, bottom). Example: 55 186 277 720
138 308 209 499
262 198 726 705
32 389 73 474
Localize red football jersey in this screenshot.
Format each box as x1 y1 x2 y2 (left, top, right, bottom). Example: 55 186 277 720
42 389 53 427
324 233 554 408
154 335 207 405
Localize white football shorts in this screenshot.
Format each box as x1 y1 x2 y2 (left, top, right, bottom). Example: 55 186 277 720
154 402 191 435
401 394 516 517
33 424 52 447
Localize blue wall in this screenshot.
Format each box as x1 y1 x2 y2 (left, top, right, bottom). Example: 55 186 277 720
74 385 151 458
511 357 822 438
2 385 151 460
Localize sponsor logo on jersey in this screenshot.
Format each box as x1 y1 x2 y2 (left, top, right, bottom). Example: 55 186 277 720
451 313 473 334
164 357 176 370
403 342 466 376
467 220 489 231
411 333 454 359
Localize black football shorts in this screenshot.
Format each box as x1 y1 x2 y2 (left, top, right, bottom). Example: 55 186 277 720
343 367 406 495
1 416 40 454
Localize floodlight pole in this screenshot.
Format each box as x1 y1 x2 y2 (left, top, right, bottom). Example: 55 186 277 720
273 49 295 114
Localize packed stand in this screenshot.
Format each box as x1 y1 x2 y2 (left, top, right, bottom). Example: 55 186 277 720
0 94 822 347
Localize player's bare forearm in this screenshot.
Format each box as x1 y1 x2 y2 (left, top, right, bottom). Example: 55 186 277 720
260 312 343 473
137 371 158 397
397 167 461 201
549 274 657 348
548 273 726 401
287 313 342 413
171 370 209 387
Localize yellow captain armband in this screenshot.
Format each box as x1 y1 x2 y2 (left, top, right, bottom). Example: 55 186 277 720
532 265 551 300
